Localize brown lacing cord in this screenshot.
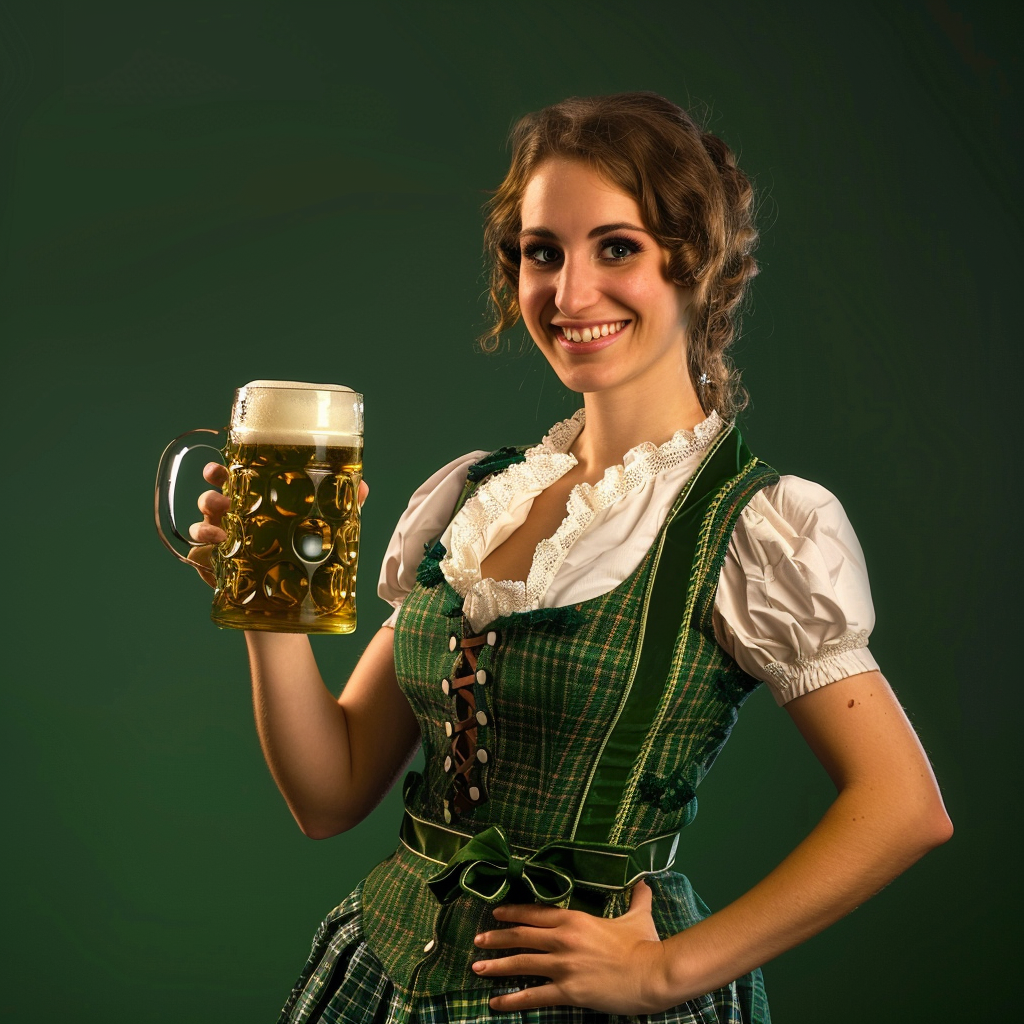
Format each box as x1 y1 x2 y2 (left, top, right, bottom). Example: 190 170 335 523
442 626 498 822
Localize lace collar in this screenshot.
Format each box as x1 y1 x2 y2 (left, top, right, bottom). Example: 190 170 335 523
439 407 724 622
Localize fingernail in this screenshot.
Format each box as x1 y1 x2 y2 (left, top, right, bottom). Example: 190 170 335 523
472 960 485 972
474 933 485 944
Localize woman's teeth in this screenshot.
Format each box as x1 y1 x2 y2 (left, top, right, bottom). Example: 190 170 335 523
559 321 627 343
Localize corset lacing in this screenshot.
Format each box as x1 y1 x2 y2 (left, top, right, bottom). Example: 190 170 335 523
441 623 499 823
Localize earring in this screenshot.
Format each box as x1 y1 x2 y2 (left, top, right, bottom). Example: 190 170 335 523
698 372 710 387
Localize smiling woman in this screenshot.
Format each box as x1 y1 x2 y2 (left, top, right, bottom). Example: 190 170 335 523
189 92 952 1024
483 92 758 422
515 158 699 424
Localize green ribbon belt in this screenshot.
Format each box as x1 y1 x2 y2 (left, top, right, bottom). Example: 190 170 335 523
401 808 681 915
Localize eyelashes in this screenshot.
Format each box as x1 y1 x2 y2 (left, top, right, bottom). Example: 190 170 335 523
519 235 646 266
599 238 644 261
520 242 559 265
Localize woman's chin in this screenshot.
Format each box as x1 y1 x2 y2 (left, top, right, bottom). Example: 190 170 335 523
544 365 614 396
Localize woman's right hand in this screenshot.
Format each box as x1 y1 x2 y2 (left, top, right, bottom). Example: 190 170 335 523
187 462 230 587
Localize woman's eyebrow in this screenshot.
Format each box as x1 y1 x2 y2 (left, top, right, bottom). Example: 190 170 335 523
587 222 649 237
519 222 650 239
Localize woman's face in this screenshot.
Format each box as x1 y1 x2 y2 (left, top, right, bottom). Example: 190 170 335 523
517 157 693 401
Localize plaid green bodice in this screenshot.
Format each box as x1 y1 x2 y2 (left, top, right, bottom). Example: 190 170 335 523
361 427 779 996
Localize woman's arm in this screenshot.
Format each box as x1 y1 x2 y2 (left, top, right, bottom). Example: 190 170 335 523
245 626 420 839
648 668 953 1004
474 669 952 1012
191 464 420 839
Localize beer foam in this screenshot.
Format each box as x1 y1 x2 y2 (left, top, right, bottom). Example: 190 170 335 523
231 381 363 445
245 380 354 392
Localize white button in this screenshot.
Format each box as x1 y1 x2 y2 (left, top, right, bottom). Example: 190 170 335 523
441 678 450 695
486 630 498 646
475 711 488 726
444 721 453 737
468 786 480 801
423 939 436 953
444 755 453 772
476 669 488 685
476 748 489 764
449 636 458 652
443 806 452 823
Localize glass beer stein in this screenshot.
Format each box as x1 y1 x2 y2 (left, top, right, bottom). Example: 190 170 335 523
156 381 363 634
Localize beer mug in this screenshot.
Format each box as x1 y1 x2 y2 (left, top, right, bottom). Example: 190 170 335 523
156 381 364 634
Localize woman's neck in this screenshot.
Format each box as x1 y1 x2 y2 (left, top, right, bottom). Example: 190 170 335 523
569 381 710 478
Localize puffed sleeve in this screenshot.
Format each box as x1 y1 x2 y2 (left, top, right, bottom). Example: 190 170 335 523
378 450 488 627
712 475 879 706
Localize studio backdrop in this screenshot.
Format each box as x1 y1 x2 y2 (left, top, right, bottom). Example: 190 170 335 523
1 2 1017 1021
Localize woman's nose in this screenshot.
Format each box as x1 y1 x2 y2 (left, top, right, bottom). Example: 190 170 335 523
554 257 602 317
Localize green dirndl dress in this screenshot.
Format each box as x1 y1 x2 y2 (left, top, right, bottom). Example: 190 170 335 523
278 428 776 1024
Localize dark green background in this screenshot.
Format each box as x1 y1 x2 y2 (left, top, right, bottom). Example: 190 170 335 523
1 2 1018 1020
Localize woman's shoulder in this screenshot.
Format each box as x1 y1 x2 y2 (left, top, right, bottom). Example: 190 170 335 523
742 473 854 533
731 472 871 606
407 450 491 502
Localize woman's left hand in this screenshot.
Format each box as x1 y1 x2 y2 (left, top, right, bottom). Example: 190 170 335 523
471 878 672 1013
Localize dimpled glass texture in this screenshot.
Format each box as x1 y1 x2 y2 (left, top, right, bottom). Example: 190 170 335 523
211 438 362 634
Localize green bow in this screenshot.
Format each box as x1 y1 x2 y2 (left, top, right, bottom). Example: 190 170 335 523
426 824 576 907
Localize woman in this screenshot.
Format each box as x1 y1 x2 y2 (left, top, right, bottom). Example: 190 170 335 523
191 92 952 1022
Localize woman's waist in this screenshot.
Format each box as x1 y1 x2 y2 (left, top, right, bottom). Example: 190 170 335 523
360 801 702 997
399 801 682 916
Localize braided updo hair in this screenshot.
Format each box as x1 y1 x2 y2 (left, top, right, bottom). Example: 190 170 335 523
482 92 758 419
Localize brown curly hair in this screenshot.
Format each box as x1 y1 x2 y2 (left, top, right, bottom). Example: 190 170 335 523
482 92 758 419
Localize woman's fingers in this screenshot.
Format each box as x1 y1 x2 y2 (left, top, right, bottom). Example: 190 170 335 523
187 545 217 587
203 461 228 486
192 488 229 545
473 952 551 978
471 887 668 1013
189 478 228 586
491 903 568 926
358 479 369 506
489 982 564 1012
197 487 230 520
475 925 559 951
189 520 227 544
627 878 653 913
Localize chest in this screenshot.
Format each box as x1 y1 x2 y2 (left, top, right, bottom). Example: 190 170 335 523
478 470 592 585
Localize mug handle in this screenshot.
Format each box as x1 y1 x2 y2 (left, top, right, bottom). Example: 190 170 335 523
154 428 226 566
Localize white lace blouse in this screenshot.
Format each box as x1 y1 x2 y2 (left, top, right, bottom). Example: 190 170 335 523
378 409 878 706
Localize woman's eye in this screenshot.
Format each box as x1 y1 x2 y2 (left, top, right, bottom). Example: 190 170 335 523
523 245 559 264
600 241 635 260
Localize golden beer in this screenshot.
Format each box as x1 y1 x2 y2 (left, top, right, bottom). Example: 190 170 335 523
212 439 362 633
157 381 364 634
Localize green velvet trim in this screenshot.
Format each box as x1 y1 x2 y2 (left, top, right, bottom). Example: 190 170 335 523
490 604 587 633
415 540 448 588
465 445 529 482
570 429 779 842
715 667 761 705
637 771 697 814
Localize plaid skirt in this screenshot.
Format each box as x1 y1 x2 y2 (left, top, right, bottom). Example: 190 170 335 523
277 880 770 1024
